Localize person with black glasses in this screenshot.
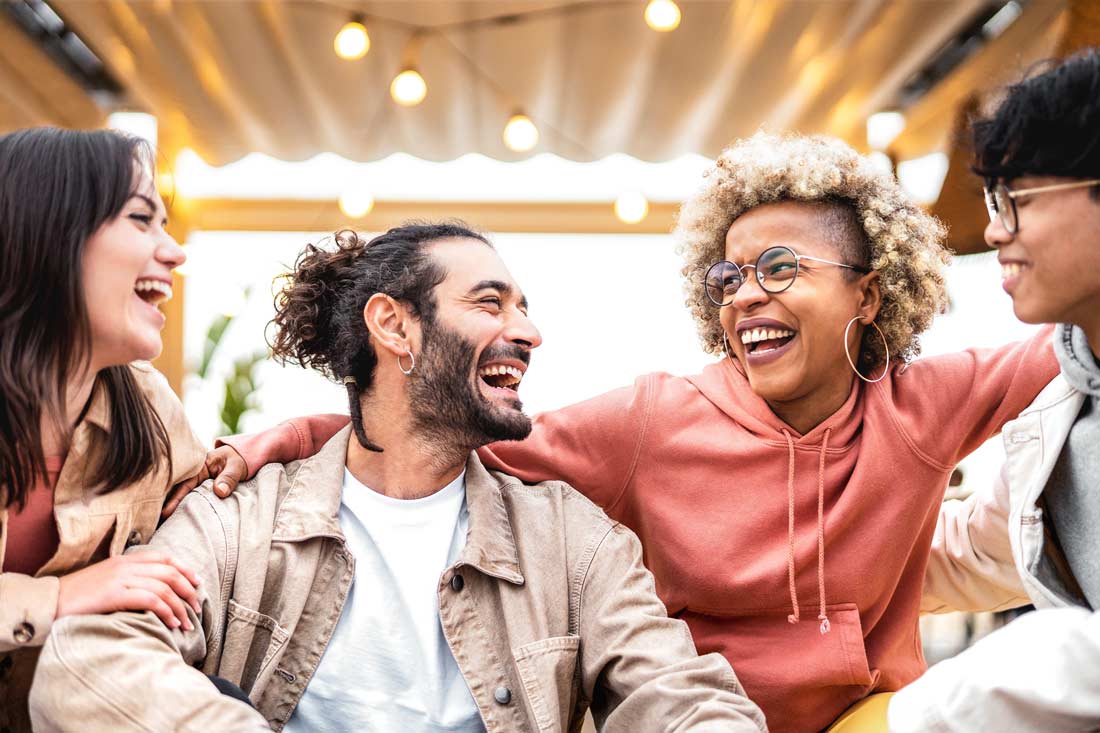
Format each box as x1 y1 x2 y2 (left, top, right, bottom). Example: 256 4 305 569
890 49 1100 733
192 132 1058 732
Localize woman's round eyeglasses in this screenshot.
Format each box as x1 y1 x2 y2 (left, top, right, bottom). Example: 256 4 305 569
704 245 870 307
984 179 1100 235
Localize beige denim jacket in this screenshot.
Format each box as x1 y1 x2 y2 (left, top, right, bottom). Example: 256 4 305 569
0 363 206 733
30 426 766 732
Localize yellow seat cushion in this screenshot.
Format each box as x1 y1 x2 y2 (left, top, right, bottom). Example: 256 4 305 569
825 692 894 733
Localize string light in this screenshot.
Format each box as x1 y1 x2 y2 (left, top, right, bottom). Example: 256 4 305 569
644 0 681 32
338 189 374 219
334 16 370 60
391 69 427 106
614 192 649 224
503 113 539 152
866 111 906 151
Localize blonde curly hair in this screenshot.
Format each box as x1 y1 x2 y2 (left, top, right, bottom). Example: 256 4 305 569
676 132 951 370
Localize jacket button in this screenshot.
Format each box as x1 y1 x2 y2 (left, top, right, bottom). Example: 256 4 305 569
450 574 464 592
494 686 511 705
12 623 34 644
126 530 143 547
0 655 11 678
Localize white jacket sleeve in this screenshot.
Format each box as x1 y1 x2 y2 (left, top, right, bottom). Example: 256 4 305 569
889 607 1100 733
922 464 1030 614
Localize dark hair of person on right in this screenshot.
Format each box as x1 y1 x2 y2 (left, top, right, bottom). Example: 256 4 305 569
972 47 1100 195
0 127 172 510
268 222 491 451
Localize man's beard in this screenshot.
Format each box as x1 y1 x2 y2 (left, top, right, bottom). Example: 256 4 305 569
406 319 532 452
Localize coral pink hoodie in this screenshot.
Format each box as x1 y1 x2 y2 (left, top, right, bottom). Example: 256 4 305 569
225 330 1056 732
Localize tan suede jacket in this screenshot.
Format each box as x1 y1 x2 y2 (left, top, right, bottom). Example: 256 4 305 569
0 363 206 733
30 426 766 732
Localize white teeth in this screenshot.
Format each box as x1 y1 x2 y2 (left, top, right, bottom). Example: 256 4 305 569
1001 263 1025 279
477 364 523 385
739 327 796 345
134 279 173 302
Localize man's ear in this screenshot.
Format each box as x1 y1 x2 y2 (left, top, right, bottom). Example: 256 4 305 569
857 270 882 323
363 293 416 357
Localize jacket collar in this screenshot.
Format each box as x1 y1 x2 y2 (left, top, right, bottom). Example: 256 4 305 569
272 425 525 585
272 425 351 541
460 452 524 585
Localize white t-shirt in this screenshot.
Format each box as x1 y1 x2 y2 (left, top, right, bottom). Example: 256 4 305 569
284 469 484 732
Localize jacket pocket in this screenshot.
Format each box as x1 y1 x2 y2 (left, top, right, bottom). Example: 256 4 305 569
219 599 290 693
513 635 581 733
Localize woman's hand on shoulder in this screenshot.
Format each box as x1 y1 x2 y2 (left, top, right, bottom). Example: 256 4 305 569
56 553 201 631
162 445 248 519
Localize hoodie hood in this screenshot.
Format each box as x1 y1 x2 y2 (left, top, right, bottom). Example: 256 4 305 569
684 357 867 448
1056 323 1100 398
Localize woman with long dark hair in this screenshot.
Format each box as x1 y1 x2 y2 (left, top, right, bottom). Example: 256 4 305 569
0 127 209 731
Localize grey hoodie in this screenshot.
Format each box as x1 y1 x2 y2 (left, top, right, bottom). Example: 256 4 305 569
1043 323 1100 609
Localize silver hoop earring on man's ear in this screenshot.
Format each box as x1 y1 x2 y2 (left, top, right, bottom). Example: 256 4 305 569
843 316 889 384
398 349 415 376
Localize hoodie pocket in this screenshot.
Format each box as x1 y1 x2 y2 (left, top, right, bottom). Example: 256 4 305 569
513 635 581 732
682 602 874 690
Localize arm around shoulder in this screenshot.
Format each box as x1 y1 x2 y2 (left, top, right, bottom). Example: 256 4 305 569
577 522 766 732
29 487 269 732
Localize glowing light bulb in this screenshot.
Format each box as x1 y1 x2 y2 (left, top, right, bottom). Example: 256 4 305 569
866 111 906 151
334 20 370 60
338 189 374 219
644 0 681 31
503 114 539 152
614 192 649 224
390 69 427 106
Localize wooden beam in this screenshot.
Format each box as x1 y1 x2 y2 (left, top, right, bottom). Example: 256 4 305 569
184 198 680 235
0 13 104 130
1058 0 1100 54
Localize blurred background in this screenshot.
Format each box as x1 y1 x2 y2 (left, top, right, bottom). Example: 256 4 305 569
2 0 1097 666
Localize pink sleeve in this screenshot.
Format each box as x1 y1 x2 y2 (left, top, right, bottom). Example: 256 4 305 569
217 413 350 478
477 378 652 513
890 326 1058 467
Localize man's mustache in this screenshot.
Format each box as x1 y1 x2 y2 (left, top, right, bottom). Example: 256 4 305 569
477 344 530 367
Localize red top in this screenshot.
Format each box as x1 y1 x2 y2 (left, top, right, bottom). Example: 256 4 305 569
227 330 1058 732
3 456 64 575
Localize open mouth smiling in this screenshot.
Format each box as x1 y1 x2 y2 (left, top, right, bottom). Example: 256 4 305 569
739 326 796 354
134 278 173 306
477 363 524 392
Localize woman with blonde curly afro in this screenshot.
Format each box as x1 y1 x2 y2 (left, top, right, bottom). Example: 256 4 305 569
207 133 1057 732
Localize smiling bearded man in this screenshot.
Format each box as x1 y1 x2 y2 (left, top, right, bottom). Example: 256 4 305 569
29 223 766 733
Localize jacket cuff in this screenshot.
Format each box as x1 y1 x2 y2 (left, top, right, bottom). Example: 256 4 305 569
216 422 300 479
0 573 60 649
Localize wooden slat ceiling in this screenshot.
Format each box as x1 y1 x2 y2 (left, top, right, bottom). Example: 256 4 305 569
1 0 1059 165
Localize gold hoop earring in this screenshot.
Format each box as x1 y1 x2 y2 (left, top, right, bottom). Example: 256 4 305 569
398 349 415 376
843 316 889 384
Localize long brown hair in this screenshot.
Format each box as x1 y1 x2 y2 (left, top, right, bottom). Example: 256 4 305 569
0 128 172 509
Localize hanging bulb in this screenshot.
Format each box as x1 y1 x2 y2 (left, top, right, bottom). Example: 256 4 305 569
644 0 681 31
334 17 370 60
614 192 649 224
339 189 374 219
391 69 427 106
503 113 539 152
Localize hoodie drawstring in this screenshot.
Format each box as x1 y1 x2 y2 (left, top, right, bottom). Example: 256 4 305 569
782 430 799 626
780 428 832 635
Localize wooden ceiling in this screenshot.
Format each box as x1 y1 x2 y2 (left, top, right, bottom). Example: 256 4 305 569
0 0 1070 166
